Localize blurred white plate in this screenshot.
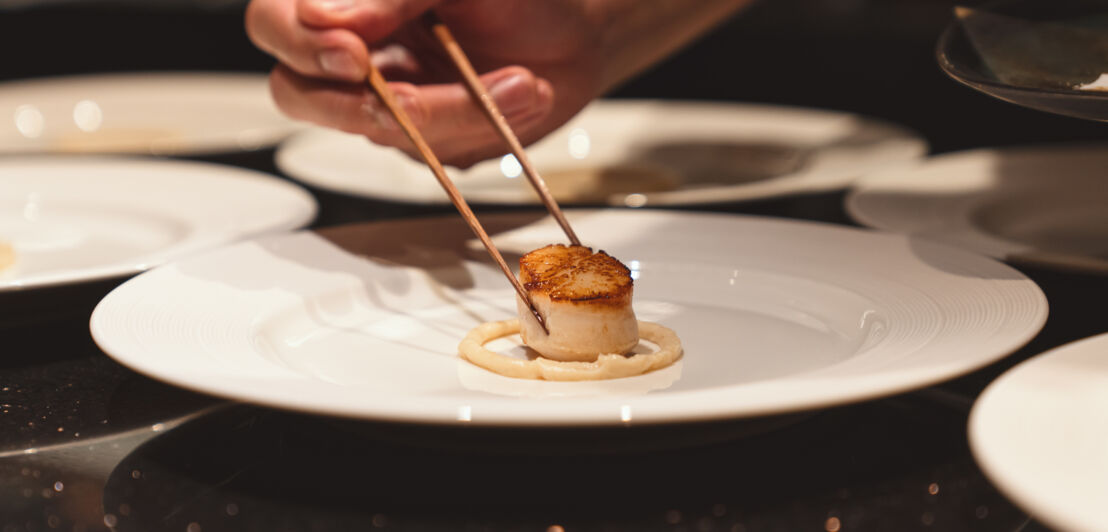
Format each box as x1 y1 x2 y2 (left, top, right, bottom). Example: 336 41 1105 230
847 143 1108 273
0 72 302 155
970 332 1108 532
276 100 927 206
91 211 1045 426
0 156 316 291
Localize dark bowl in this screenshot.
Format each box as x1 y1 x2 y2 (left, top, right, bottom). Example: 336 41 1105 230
937 0 1108 121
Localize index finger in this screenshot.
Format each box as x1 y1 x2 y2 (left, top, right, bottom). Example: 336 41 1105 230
246 0 372 82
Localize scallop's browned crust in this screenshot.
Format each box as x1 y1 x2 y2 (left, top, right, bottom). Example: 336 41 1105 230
519 244 633 306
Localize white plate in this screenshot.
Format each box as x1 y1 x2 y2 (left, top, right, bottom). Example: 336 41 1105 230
276 100 927 206
970 332 1108 532
0 72 302 155
847 143 1108 273
0 156 316 291
90 211 1045 426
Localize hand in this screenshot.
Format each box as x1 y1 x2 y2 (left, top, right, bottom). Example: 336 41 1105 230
246 0 752 167
247 0 608 167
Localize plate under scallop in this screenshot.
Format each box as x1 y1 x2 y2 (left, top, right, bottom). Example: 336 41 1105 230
91 211 1046 426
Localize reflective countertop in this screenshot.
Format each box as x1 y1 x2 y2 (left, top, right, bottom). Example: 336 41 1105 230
2 1 1107 531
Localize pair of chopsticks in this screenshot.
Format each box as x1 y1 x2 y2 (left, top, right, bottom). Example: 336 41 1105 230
364 13 579 334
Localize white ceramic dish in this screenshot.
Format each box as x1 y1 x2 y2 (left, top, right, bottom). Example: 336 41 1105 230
970 332 1108 532
0 156 316 291
276 100 927 206
0 72 302 155
847 143 1108 273
91 210 1045 427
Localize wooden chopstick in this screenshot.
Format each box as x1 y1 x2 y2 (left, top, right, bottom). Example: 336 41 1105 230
424 13 582 247
364 59 550 334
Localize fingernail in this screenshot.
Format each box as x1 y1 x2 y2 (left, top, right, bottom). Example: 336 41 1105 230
396 92 423 124
309 0 355 12
361 99 398 131
318 50 364 80
489 74 535 115
361 93 421 131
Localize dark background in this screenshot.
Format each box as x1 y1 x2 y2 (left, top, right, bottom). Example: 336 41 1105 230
1 0 1105 153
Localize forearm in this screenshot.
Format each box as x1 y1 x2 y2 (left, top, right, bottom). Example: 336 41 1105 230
589 0 756 92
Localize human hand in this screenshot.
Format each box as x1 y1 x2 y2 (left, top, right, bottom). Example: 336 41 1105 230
246 0 607 167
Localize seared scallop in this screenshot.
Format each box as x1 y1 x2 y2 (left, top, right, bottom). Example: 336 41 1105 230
516 244 638 361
